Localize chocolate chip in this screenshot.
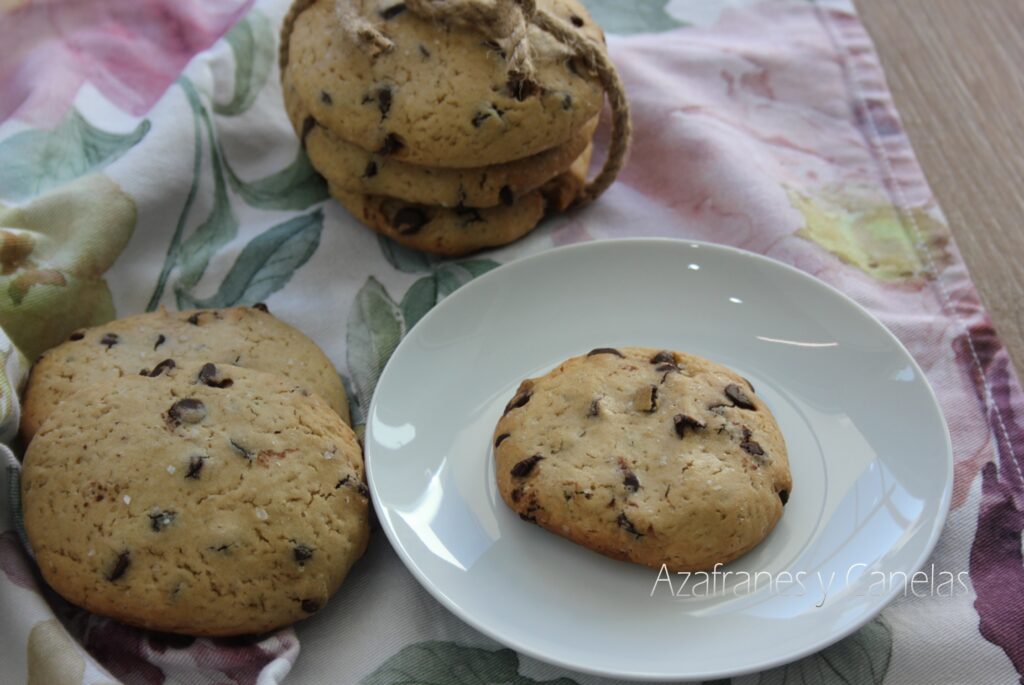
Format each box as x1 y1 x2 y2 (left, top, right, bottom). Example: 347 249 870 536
566 57 580 76
185 455 206 479
673 414 705 438
650 350 676 365
167 398 206 426
154 334 166 350
149 510 176 532
455 205 483 225
300 599 320 613
300 116 315 146
508 75 540 101
519 512 537 523
380 2 406 19
230 440 253 460
320 90 333 105
252 302 269 313
504 388 533 414
561 93 572 110
209 544 231 553
725 383 756 410
69 330 85 341
335 475 369 498
587 398 601 417
186 312 201 326
198 362 233 388
617 512 644 538
740 427 765 457
377 86 392 120
570 14 585 27
619 459 639 492
100 333 119 349
378 133 404 155
511 454 543 478
779 490 789 505
494 433 511 448
293 544 314 563
419 44 431 58
657 363 681 383
363 161 378 178
393 207 427 235
499 185 514 206
636 385 658 413
142 358 176 378
587 347 624 358
511 488 523 503
108 552 130 581
472 111 491 128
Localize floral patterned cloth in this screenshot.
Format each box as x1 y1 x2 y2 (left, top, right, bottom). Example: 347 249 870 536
1 0 1022 683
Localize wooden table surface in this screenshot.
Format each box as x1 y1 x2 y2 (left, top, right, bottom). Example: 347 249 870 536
854 0 1024 375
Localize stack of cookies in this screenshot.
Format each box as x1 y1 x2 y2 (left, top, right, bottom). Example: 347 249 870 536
19 306 370 636
280 0 621 256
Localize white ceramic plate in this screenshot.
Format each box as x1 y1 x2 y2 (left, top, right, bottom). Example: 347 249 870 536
365 239 952 681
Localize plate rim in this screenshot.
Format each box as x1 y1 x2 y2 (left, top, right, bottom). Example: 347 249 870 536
365 237 954 681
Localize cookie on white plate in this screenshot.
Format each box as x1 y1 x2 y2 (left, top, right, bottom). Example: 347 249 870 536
494 346 791 571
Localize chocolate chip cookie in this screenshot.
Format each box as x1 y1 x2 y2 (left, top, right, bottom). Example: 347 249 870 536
21 305 350 442
493 347 791 572
306 115 598 208
282 0 605 167
329 142 592 256
21 361 369 636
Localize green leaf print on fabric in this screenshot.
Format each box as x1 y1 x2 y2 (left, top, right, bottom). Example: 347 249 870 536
0 109 150 203
789 189 951 282
147 79 205 311
214 11 275 116
174 80 239 292
150 77 328 310
377 235 435 274
362 641 579 685
222 146 328 210
398 275 438 331
149 78 243 310
349 245 500 417
752 617 892 684
176 209 323 309
400 260 500 329
582 0 685 34
347 277 404 421
0 174 136 360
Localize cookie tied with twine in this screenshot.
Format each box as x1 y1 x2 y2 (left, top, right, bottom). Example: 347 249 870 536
280 0 631 205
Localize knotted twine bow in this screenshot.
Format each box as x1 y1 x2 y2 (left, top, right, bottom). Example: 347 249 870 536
280 0 631 205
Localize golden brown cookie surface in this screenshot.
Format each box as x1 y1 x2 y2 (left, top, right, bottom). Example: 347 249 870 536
21 305 350 441
283 0 605 167
306 116 597 208
22 362 369 636
328 143 592 256
494 347 791 572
